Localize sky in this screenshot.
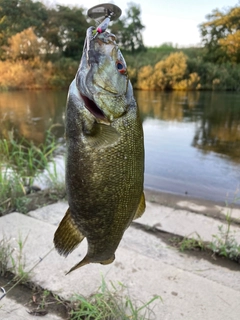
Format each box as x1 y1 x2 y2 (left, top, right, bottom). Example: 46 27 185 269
48 0 239 47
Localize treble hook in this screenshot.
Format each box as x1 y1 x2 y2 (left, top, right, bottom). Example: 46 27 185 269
0 287 6 300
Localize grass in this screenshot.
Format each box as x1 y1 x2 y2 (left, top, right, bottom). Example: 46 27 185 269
208 206 240 262
170 204 240 263
0 237 15 276
70 277 161 320
170 233 206 253
11 234 29 282
0 234 29 282
0 128 63 214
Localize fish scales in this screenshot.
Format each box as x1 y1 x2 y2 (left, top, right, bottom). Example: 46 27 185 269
54 27 145 273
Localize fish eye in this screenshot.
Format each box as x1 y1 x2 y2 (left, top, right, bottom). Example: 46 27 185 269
116 60 126 74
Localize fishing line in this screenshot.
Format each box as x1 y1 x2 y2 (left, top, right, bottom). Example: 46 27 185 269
0 247 55 300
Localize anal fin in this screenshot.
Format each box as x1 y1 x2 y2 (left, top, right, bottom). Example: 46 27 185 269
133 193 146 220
54 208 85 257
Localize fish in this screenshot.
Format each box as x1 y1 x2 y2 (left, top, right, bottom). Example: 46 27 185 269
53 26 145 274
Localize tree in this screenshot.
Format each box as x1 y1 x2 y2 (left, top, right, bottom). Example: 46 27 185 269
200 5 240 63
0 0 48 56
0 0 89 60
43 5 90 59
110 2 145 53
6 27 45 60
136 52 201 91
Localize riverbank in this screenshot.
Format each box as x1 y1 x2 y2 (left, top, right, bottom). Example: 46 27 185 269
0 189 239 319
1 51 240 92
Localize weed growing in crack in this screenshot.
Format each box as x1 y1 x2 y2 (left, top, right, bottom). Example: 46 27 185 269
208 209 240 262
70 277 161 320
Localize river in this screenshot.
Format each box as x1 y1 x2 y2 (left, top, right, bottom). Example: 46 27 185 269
0 89 240 204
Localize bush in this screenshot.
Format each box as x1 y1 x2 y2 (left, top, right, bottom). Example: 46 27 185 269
0 57 78 90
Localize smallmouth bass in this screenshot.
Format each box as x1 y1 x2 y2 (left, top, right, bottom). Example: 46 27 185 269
53 27 145 273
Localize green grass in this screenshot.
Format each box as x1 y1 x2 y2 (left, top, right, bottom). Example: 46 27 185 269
11 234 29 282
170 204 240 263
0 129 58 178
0 128 62 214
170 233 206 252
70 277 161 320
0 234 29 282
208 205 240 262
0 237 15 276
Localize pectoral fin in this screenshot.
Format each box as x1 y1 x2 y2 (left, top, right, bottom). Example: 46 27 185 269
85 123 120 148
133 193 146 220
54 208 85 257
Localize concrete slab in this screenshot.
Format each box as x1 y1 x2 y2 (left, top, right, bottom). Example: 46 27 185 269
28 201 240 244
28 202 240 290
144 189 240 223
0 210 240 320
215 205 240 222
137 201 240 243
177 200 240 223
0 296 62 320
28 202 68 226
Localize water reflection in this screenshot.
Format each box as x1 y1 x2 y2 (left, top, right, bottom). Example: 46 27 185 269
192 92 240 161
136 90 240 163
0 90 66 144
135 90 201 122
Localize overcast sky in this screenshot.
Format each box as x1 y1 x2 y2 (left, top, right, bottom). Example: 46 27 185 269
47 0 239 47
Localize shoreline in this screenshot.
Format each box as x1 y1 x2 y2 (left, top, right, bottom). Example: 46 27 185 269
144 187 240 223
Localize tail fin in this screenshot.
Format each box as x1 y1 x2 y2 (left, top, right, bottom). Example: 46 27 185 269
66 254 115 275
66 255 91 274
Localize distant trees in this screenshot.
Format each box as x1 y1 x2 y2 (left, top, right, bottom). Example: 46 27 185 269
6 27 47 60
0 0 90 60
110 2 145 52
42 5 90 59
1 1 240 91
0 0 48 57
0 1 146 61
200 4 240 63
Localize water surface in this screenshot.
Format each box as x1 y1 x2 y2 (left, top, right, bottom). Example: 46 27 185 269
1 90 240 203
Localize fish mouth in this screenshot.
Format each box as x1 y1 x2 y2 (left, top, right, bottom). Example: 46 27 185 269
80 93 109 123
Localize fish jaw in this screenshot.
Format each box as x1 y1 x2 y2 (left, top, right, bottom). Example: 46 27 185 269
75 27 130 122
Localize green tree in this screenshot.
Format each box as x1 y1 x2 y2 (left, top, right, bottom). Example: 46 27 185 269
43 5 90 59
0 0 48 57
110 2 145 52
200 4 240 63
0 1 89 60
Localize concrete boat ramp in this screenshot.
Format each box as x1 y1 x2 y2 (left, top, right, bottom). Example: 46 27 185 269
0 191 240 319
